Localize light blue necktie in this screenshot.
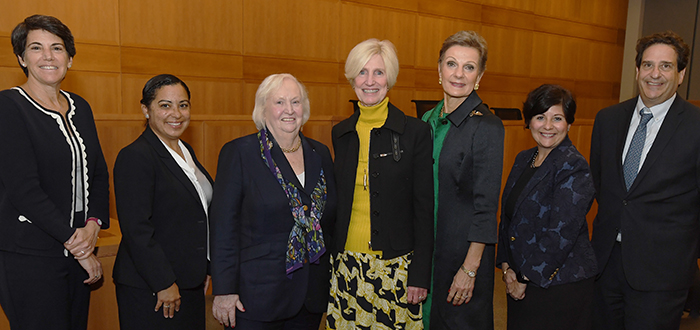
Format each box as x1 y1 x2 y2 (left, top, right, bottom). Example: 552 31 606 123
623 108 653 190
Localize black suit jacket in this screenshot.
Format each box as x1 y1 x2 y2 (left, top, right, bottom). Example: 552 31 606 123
331 103 434 289
112 127 212 292
210 132 336 322
590 95 700 291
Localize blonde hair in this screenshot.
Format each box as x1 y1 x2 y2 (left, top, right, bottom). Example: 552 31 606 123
344 38 399 89
252 73 310 130
438 31 488 74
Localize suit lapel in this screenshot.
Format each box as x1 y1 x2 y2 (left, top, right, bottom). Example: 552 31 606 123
301 136 322 196
629 97 685 192
143 127 202 205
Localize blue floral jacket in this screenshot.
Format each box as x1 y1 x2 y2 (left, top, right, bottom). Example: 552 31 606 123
496 137 598 288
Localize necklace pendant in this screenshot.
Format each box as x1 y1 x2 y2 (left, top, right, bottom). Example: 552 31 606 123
363 169 368 191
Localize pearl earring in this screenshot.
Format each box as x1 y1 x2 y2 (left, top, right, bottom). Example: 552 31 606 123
145 114 150 119
439 77 442 85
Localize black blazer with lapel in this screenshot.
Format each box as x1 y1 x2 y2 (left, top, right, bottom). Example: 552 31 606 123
112 126 212 292
590 95 700 291
209 132 336 322
331 103 434 289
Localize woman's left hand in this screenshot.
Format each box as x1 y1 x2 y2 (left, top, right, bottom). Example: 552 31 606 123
77 254 102 284
406 286 428 305
64 221 100 259
447 268 475 306
155 283 181 319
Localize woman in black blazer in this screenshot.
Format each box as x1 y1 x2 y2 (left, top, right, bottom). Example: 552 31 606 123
210 73 336 329
496 84 597 330
326 38 434 329
0 15 109 330
113 74 213 330
422 31 504 330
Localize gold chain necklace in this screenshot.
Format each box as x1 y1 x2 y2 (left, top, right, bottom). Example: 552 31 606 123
280 138 302 153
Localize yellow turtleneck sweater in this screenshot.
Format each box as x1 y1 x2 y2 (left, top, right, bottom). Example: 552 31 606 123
344 97 389 255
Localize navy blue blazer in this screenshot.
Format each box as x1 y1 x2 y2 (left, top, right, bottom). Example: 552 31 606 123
497 137 597 288
113 126 212 292
210 132 336 322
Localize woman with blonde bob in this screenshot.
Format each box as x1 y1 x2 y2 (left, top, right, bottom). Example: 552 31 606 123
210 73 336 329
422 30 504 330
327 38 434 329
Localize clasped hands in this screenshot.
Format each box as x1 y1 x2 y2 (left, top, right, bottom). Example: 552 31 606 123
64 221 102 284
502 264 526 301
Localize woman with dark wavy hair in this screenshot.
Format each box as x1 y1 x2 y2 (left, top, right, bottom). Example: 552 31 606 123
0 15 109 329
496 84 597 330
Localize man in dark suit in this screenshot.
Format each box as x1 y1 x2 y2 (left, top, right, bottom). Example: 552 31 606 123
590 31 700 329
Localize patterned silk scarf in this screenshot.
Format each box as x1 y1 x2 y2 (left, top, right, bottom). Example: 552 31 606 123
258 129 327 276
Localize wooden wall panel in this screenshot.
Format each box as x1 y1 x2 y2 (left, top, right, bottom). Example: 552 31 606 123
576 42 625 82
0 37 16 67
121 47 243 79
119 0 243 53
306 83 340 117
344 0 419 12
201 120 259 177
243 0 339 61
243 57 339 83
61 72 121 114
534 0 627 29
339 3 417 66
482 0 535 13
71 44 121 73
480 25 533 76
416 0 483 22
386 87 417 116
0 0 120 44
0 67 27 89
530 32 580 80
414 15 482 68
301 120 335 151
481 5 535 30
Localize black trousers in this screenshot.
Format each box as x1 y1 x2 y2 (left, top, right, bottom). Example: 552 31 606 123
506 277 594 330
593 242 688 330
230 304 322 330
0 250 91 330
115 282 206 330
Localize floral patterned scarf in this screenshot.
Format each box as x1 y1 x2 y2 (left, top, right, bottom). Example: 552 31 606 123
258 129 327 277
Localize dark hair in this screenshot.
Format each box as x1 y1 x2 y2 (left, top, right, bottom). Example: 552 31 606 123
11 15 76 77
140 74 191 107
438 30 488 74
635 31 690 71
523 84 576 128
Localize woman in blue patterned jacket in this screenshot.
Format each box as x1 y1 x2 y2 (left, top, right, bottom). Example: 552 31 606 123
496 84 597 330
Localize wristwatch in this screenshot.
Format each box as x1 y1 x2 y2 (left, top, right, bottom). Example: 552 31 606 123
86 217 102 226
460 265 476 278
